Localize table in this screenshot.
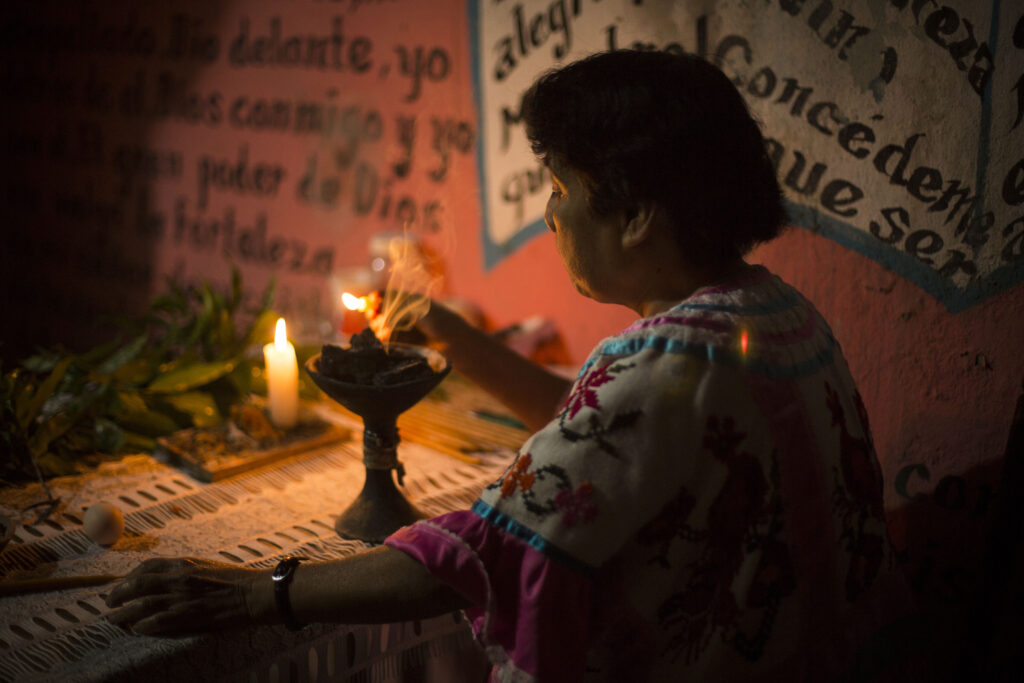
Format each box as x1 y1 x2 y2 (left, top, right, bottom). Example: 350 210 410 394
0 382 528 683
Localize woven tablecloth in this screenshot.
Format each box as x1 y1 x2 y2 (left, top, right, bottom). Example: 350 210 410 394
0 404 516 683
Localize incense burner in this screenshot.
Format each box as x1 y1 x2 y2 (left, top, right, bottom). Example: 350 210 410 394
305 343 451 543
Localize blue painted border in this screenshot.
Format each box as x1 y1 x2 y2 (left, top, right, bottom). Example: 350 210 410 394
467 1 1024 307
468 0 550 271
787 202 1024 313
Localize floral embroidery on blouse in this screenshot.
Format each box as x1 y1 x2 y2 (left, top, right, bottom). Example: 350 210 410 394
489 455 600 527
640 415 795 664
558 361 641 459
554 481 597 528
561 359 618 419
500 452 536 499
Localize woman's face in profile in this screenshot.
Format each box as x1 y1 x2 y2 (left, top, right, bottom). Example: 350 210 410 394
544 162 627 303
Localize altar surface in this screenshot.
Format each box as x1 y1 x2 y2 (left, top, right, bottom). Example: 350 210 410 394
0 379 527 682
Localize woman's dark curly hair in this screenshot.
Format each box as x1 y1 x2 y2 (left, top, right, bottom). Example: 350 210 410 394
522 50 787 265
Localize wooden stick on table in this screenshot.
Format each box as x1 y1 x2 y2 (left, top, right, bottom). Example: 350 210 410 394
0 574 123 598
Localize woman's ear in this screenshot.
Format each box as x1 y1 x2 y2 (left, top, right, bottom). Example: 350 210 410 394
621 202 658 249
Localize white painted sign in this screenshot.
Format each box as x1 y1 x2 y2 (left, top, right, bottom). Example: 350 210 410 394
471 0 1024 311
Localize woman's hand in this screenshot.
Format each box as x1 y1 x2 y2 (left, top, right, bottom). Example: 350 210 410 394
412 298 462 343
105 558 272 637
412 299 571 432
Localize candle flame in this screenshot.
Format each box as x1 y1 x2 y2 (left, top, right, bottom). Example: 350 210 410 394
342 292 367 312
342 291 390 340
741 330 749 356
274 318 288 348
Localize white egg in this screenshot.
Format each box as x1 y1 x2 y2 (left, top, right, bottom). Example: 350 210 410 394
83 502 124 546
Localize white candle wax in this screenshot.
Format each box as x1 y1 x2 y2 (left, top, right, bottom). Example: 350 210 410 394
263 318 298 429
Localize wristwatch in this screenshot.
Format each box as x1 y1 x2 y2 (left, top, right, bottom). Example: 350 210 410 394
272 557 307 631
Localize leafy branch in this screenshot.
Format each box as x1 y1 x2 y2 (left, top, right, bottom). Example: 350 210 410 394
1 269 280 482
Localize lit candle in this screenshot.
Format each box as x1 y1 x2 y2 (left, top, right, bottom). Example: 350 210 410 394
342 292 367 312
263 318 298 429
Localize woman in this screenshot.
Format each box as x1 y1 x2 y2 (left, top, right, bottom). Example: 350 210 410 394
108 51 910 681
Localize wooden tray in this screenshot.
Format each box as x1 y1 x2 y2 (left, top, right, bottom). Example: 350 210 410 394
156 413 350 482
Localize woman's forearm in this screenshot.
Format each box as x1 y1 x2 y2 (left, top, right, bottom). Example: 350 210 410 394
418 304 572 432
106 549 469 635
249 546 471 626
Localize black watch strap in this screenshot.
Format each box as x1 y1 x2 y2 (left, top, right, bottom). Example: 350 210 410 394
272 557 307 631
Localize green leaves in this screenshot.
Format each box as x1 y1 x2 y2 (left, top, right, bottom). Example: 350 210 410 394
0 268 279 482
242 310 278 355
18 356 73 432
111 391 180 436
28 381 109 459
96 334 148 376
160 392 221 428
147 360 236 394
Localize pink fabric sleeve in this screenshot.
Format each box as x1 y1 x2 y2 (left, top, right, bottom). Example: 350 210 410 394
385 509 594 682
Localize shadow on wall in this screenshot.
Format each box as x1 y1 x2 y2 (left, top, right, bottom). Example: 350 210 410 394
885 386 1024 681
0 2 232 366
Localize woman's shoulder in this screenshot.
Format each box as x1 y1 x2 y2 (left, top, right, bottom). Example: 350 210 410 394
581 265 836 381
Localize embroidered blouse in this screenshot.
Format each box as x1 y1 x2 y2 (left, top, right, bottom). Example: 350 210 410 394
385 266 910 682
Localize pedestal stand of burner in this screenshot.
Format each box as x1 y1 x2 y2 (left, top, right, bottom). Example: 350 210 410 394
305 345 451 544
